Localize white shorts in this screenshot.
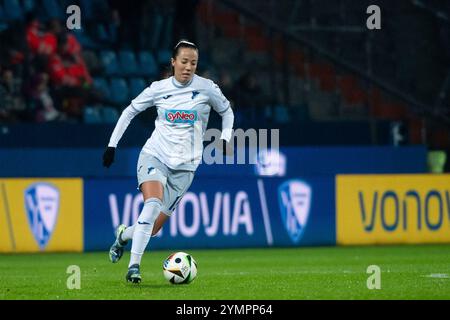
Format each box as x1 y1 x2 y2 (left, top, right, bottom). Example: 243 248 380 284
137 151 195 216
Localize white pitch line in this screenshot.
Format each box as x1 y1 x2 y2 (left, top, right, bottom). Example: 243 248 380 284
422 274 449 279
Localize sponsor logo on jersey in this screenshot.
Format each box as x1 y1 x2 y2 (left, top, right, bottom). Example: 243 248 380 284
278 180 312 244
24 183 60 250
165 110 198 124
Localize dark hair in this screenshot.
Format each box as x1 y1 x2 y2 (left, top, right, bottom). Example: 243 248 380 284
172 39 198 59
170 39 198 76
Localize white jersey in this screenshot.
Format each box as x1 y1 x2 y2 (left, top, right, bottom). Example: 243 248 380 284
108 74 234 171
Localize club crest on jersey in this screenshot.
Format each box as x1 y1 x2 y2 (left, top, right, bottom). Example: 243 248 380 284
278 180 312 244
192 91 200 99
24 183 60 250
165 110 198 124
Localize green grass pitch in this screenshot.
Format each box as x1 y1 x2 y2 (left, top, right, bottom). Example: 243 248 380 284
0 245 449 300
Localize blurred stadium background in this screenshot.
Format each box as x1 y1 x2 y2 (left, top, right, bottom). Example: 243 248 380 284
0 0 449 299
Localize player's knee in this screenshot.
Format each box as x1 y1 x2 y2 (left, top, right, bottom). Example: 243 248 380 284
138 198 162 226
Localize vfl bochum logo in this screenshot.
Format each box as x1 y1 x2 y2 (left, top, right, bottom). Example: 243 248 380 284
278 180 312 244
24 183 60 250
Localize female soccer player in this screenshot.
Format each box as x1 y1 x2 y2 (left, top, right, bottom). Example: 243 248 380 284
102 40 234 283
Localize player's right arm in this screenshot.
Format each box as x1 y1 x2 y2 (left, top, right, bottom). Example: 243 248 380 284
103 84 156 168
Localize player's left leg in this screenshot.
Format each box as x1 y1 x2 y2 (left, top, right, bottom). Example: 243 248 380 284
108 202 165 265
109 211 165 263
151 213 170 236
109 224 128 263
111 212 168 247
110 178 170 265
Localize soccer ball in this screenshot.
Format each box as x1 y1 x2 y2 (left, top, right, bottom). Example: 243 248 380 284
163 252 197 284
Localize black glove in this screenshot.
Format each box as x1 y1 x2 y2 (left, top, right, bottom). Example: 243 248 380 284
103 147 116 168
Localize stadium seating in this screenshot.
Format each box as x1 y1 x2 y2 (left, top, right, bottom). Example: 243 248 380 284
0 0 443 140
82 50 102 75
156 49 171 66
101 106 119 123
119 50 139 76
0 5 7 31
129 78 147 99
274 105 290 124
159 15 173 49
22 0 36 14
109 78 129 105
72 28 102 50
83 106 103 124
78 0 94 21
93 0 110 15
43 0 64 19
80 0 110 21
149 13 164 49
93 77 110 99
100 50 120 75
84 105 119 124
138 51 158 77
95 23 118 45
4 0 23 21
